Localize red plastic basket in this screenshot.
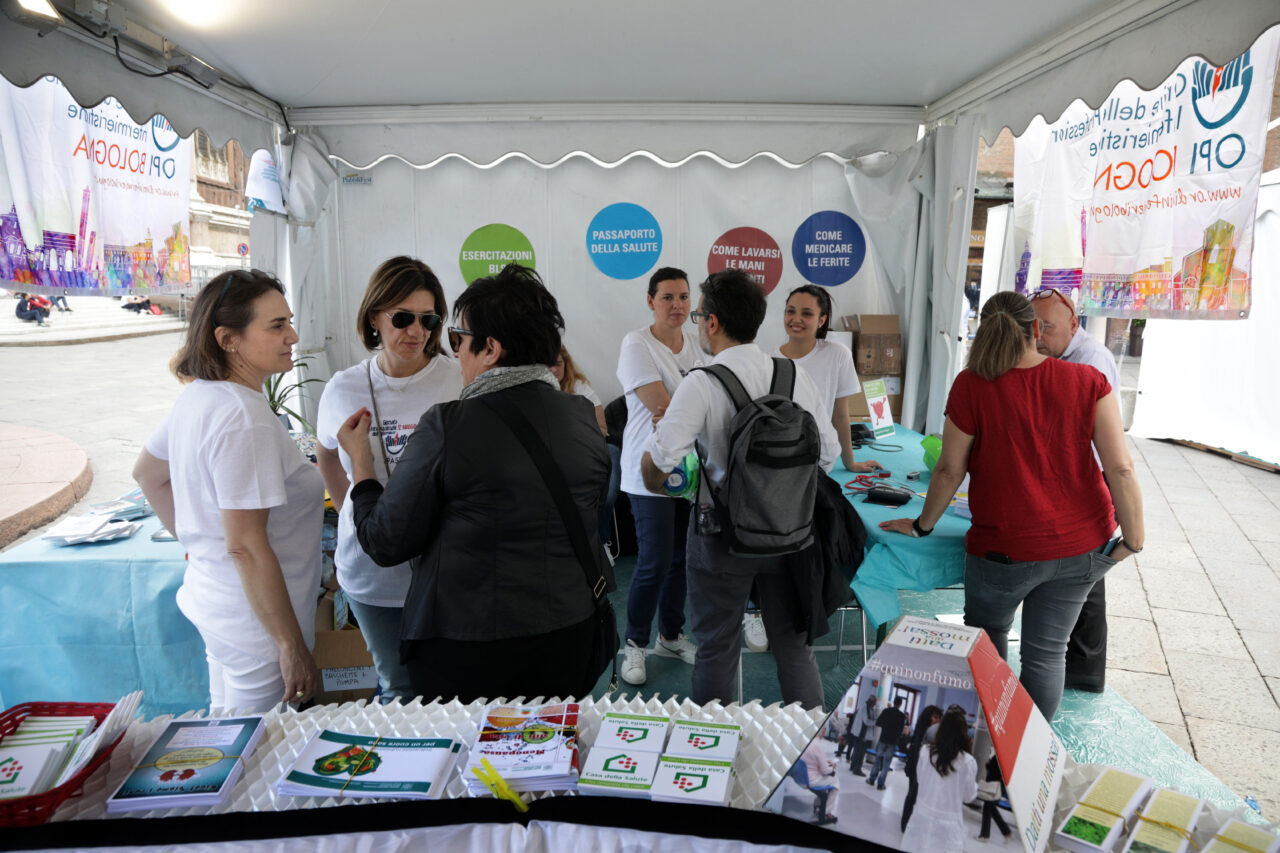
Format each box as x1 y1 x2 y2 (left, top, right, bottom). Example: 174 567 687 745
0 701 126 827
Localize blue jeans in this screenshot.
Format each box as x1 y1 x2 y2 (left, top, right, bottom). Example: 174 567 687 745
600 444 622 545
963 546 1116 720
868 742 895 787
625 494 691 647
347 598 414 701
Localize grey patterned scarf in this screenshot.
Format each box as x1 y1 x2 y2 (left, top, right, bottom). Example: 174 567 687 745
458 363 559 400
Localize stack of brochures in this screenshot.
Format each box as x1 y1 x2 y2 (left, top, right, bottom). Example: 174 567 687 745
1054 767 1153 853
578 712 671 798
464 703 581 794
106 716 264 813
1206 818 1280 853
649 720 741 807
0 691 141 800
276 729 461 800
41 515 142 546
89 488 153 521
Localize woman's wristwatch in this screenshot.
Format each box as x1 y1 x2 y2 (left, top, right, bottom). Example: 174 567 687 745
911 518 933 538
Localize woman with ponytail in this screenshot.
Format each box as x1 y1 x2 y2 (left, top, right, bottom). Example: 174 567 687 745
881 291 1144 720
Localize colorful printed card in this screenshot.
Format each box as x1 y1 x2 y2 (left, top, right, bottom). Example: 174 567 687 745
1054 768 1152 853
1122 788 1203 853
664 720 741 762
593 713 670 754
650 755 734 806
862 378 895 437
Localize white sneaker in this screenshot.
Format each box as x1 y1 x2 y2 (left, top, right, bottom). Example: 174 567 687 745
621 639 647 685
655 633 697 664
743 613 769 652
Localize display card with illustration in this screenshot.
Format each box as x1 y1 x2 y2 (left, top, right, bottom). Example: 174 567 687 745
106 717 264 812
276 729 461 800
464 703 580 793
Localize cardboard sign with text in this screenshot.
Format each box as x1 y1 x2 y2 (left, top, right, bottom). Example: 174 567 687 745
862 379 895 437
764 616 1065 853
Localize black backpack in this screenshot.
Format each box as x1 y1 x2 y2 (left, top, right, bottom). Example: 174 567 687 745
694 358 821 556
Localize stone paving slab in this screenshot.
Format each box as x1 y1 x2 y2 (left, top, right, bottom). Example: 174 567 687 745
0 422 92 547
1187 717 1280 823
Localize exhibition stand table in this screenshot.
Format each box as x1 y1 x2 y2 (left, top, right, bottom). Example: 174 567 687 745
833 424 969 628
0 516 208 716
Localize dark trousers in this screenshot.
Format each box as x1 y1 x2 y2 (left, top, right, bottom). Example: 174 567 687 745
625 494 690 646
981 800 1012 837
403 613 599 704
901 774 919 831
16 307 47 322
1064 578 1107 691
849 725 870 772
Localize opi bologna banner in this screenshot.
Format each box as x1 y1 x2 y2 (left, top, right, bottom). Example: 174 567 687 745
0 75 192 293
1013 29 1279 320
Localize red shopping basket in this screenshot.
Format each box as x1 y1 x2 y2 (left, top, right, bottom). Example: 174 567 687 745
0 701 126 827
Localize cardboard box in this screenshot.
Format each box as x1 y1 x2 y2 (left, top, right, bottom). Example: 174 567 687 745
856 314 902 376
312 591 378 704
849 374 902 421
841 315 861 352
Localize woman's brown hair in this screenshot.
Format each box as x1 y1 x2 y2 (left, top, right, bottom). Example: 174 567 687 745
556 344 589 394
357 256 447 356
171 269 284 382
966 290 1036 380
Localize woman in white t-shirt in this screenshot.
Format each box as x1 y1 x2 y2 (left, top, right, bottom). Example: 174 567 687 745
776 285 884 474
551 345 615 545
315 257 463 701
616 266 706 686
133 270 325 713
900 706 979 853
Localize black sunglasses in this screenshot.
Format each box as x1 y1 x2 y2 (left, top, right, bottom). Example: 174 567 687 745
447 326 473 352
384 310 442 331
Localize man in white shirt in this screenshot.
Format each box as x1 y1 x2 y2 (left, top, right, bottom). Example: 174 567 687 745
641 269 838 709
1032 287 1119 694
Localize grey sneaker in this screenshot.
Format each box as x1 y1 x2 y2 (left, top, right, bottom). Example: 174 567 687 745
743 613 769 652
621 639 647 685
655 633 697 664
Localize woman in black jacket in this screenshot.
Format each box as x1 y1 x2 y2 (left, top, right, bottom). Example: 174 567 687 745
338 264 612 703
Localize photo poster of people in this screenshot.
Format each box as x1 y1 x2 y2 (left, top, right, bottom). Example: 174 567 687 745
764 616 1066 853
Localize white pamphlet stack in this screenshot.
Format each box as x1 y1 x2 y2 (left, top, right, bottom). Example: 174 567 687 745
578 712 671 798
649 720 741 807
276 730 461 800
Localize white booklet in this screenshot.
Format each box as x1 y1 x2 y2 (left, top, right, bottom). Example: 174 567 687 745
277 730 461 800
650 754 734 806
578 748 659 798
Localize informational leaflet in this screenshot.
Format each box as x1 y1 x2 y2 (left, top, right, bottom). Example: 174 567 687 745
592 713 670 754
276 730 461 800
1205 819 1280 853
106 716 264 812
464 703 580 793
1054 768 1152 853
650 755 734 806
664 720 741 762
862 379 895 437
0 744 68 800
577 748 659 798
1121 788 1203 853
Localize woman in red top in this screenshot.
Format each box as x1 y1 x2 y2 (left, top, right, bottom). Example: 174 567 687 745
883 291 1144 719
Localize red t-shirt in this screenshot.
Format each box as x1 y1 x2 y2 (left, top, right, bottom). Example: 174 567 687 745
945 357 1115 561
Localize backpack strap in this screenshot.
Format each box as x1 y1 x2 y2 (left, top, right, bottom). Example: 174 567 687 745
769 357 797 400
693 364 752 412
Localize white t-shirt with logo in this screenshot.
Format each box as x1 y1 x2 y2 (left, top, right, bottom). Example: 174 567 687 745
145 380 324 662
616 327 707 496
315 354 463 606
773 339 860 420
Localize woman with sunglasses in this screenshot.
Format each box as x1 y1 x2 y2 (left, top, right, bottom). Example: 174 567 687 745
615 267 706 686
881 291 1144 720
315 257 462 702
133 270 324 712
336 264 610 703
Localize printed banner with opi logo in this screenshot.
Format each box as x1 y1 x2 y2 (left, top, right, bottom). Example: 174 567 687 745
1013 29 1279 319
0 75 192 293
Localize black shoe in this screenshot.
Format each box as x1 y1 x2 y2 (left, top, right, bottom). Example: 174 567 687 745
816 815 839 826
851 771 865 777
1063 679 1105 694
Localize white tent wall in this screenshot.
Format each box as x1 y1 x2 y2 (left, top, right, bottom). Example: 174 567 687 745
312 151 912 416
1129 183 1280 466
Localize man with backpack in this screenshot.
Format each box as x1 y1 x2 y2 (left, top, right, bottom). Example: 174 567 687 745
641 269 838 708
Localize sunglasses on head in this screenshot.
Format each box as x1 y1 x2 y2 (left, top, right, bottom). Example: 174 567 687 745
384 310 442 331
1030 288 1074 314
446 326 473 352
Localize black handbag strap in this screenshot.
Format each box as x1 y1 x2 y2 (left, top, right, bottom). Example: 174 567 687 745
479 393 607 602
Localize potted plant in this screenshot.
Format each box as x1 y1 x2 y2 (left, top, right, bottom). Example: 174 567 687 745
264 355 324 432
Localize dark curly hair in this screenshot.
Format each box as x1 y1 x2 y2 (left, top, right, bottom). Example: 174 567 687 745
454 264 562 367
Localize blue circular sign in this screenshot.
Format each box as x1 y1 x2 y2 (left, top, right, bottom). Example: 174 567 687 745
586 203 662 280
791 211 866 286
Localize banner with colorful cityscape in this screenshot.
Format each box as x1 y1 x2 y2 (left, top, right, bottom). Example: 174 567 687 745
1013 29 1279 320
0 76 192 294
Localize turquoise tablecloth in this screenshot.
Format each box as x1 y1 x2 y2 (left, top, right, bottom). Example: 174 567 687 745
0 515 208 716
832 424 969 627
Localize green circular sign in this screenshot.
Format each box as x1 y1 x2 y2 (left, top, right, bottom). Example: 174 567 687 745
459 224 535 285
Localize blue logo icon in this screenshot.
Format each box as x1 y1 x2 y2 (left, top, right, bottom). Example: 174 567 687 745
587 203 662 280
1191 51 1253 130
151 115 181 152
791 211 865 286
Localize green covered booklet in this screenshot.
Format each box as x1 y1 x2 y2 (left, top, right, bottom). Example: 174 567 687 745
276 729 461 800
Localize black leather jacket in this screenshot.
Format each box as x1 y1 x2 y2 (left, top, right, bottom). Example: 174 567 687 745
350 380 611 642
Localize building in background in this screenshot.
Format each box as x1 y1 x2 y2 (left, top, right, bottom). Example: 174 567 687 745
189 130 251 287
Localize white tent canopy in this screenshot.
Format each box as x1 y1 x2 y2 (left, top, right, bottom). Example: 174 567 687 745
3 0 1278 434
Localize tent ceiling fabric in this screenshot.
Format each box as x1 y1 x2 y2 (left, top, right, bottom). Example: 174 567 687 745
1 0 1277 160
